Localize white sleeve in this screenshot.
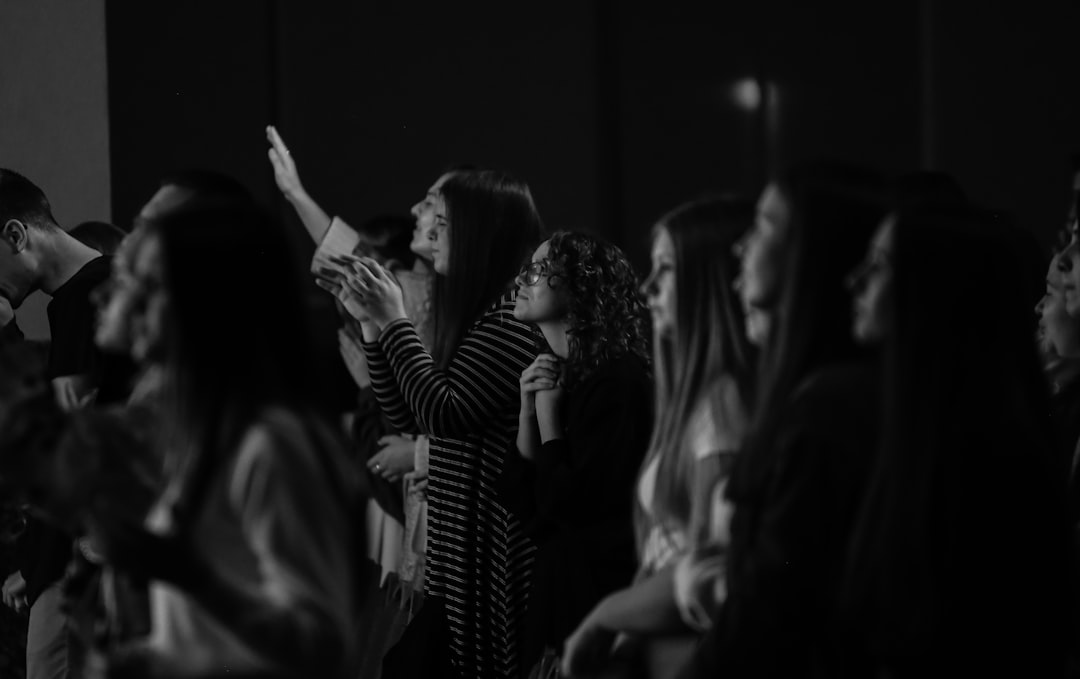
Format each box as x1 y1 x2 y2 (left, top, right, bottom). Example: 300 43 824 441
310 216 361 275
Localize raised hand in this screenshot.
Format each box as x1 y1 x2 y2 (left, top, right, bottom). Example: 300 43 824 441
266 125 305 200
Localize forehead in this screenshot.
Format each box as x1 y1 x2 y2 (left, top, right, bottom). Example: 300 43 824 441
138 185 192 222
872 216 897 250
132 234 163 277
757 183 788 224
532 240 550 261
429 172 454 194
651 227 674 256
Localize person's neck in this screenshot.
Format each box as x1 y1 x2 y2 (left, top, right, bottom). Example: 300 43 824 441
411 257 434 276
37 232 101 295
539 320 570 359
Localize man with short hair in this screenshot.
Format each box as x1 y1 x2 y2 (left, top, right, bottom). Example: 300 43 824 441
0 167 116 679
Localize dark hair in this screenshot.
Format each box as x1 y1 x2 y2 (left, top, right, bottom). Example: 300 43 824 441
143 198 316 518
543 231 650 388
352 215 417 271
642 196 757 538
158 169 253 203
844 207 1064 661
893 171 967 212
731 163 886 499
433 170 542 367
0 169 60 231
70 221 128 256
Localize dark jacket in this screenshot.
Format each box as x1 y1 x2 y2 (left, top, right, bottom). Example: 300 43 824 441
677 360 879 679
499 355 652 674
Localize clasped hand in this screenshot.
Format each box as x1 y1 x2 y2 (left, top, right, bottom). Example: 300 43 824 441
315 255 407 329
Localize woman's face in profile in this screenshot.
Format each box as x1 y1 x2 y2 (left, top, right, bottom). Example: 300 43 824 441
849 217 895 345
409 173 452 262
128 235 171 364
429 197 451 275
641 227 676 338
735 184 789 344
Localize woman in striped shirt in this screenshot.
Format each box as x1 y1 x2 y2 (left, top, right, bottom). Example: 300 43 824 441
337 169 542 679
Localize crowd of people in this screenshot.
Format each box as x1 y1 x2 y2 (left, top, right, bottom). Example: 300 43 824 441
0 130 1076 679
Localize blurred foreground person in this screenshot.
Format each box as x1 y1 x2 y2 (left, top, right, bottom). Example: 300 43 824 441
92 200 364 679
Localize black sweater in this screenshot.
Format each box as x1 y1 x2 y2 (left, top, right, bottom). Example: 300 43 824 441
499 354 652 673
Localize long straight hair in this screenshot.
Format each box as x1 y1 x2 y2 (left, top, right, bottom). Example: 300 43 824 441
432 170 542 367
145 199 319 520
730 164 886 502
639 196 756 546
844 208 1063 660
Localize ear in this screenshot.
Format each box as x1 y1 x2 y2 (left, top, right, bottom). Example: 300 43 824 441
1 219 29 253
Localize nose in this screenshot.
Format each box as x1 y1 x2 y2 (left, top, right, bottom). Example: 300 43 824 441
732 237 747 259
1057 244 1076 273
410 201 422 218
1035 294 1048 316
639 272 656 298
845 264 866 293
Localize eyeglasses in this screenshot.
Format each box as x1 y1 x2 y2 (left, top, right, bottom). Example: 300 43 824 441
518 260 550 287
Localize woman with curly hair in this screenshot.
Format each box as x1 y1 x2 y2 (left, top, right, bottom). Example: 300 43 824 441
501 231 653 673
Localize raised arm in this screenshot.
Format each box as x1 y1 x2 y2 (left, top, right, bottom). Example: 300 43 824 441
266 125 332 244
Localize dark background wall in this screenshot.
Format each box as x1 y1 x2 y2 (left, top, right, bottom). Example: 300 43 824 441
105 1 1080 269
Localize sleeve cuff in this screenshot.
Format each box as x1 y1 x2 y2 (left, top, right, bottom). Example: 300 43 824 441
310 216 360 275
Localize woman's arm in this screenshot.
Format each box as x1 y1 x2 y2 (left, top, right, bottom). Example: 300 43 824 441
561 566 687 677
531 365 652 530
373 301 537 438
266 126 332 244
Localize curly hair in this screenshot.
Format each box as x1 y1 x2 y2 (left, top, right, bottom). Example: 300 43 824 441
544 231 651 388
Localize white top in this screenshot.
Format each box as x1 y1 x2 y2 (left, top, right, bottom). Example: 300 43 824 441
140 410 356 677
637 396 729 572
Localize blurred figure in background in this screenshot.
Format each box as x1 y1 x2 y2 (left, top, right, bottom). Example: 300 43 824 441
562 197 755 679
675 164 886 679
843 207 1068 676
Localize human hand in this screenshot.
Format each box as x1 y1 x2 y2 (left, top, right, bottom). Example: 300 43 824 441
266 125 306 200
316 264 371 324
336 256 407 330
338 329 370 388
368 435 416 483
2 571 27 614
519 354 562 414
561 604 618 677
